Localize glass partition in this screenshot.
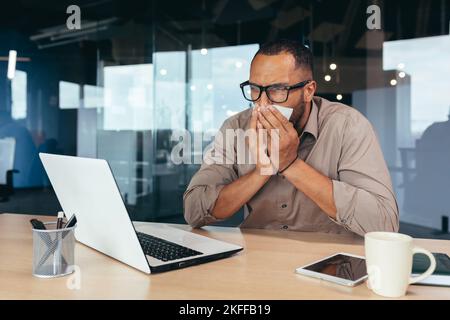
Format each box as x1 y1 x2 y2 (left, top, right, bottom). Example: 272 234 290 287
0 0 449 237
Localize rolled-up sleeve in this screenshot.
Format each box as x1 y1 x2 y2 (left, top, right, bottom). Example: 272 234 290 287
183 119 238 228
331 113 399 236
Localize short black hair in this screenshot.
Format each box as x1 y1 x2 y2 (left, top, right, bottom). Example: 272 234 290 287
254 39 314 75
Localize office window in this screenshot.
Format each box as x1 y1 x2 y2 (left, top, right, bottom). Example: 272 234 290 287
83 84 104 109
383 35 450 137
189 44 258 133
103 64 154 131
153 51 186 131
11 70 27 120
59 81 80 109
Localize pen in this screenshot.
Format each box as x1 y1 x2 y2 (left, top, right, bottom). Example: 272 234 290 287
31 218 68 268
55 211 65 274
64 214 77 229
36 213 77 270
56 211 64 229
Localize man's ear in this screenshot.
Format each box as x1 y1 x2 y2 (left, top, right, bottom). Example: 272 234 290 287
304 81 317 102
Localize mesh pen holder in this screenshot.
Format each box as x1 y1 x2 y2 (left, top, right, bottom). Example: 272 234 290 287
32 222 76 278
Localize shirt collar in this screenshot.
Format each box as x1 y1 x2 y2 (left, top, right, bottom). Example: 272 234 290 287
300 99 319 140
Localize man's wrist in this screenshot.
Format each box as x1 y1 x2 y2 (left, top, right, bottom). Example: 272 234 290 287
280 158 302 177
252 166 274 181
278 155 299 174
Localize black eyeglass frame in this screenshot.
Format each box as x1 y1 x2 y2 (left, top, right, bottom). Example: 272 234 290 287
239 79 312 103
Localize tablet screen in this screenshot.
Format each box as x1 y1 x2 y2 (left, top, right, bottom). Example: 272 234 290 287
303 254 367 281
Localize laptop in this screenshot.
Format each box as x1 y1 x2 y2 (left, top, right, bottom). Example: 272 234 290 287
39 153 243 274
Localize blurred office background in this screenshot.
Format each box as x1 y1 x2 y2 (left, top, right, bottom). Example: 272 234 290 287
0 0 449 238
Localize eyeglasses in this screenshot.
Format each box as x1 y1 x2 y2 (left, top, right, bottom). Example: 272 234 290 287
239 80 311 103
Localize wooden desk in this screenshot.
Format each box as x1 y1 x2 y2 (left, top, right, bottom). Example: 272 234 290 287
1 213 449 300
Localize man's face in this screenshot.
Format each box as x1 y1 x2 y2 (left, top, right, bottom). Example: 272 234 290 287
249 52 315 123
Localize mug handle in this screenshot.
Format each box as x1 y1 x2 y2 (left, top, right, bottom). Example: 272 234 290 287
408 247 436 284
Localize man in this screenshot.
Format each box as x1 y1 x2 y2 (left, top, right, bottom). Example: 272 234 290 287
183 39 399 237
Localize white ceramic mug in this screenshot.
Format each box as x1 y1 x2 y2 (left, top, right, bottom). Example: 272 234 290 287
364 232 436 298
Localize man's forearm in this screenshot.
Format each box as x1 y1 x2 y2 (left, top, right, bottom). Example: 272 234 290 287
211 169 271 220
282 159 337 218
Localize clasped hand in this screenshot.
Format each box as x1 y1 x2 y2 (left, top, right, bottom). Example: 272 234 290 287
249 105 299 175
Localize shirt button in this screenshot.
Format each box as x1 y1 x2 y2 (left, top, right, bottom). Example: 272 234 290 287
341 218 347 224
281 204 287 209
282 225 288 230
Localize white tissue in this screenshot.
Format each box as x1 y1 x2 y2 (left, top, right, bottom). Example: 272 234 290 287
272 104 293 120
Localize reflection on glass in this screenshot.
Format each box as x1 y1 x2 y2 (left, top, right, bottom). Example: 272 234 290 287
154 51 186 130
304 254 367 281
83 84 104 109
384 35 450 137
59 81 80 109
0 138 15 184
190 44 259 133
11 70 27 120
103 64 153 131
383 34 450 230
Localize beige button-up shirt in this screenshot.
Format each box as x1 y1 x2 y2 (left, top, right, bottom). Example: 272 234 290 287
183 96 399 236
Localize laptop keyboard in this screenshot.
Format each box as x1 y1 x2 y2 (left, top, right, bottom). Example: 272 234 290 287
136 232 203 262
